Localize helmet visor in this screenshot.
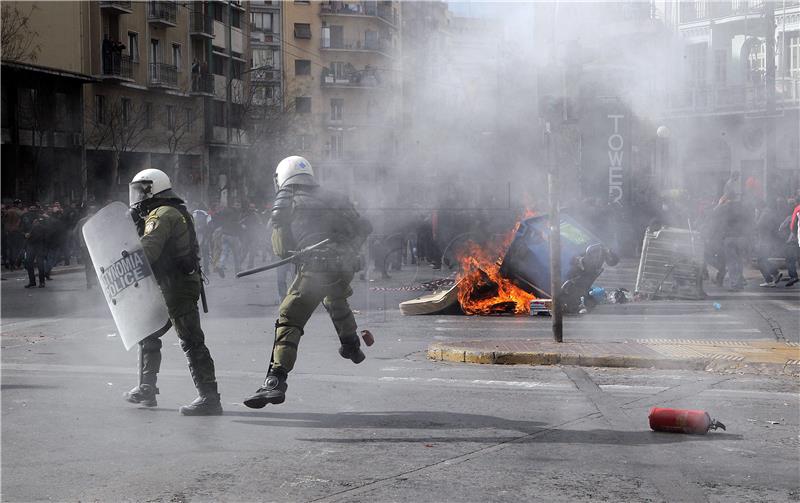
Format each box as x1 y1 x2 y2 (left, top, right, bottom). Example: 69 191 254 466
129 181 153 208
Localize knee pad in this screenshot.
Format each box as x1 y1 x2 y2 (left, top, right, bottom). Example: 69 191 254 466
141 336 162 353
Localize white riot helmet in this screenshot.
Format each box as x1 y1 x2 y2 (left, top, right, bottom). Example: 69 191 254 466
274 156 318 191
129 168 173 208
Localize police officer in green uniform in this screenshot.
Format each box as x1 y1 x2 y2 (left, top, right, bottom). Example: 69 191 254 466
244 156 372 408
123 169 222 416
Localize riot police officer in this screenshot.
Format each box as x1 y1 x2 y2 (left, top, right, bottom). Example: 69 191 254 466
124 169 222 416
244 156 372 408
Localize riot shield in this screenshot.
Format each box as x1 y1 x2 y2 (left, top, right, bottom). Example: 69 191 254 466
82 202 170 351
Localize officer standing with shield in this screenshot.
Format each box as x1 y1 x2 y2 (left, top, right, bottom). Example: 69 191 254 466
125 169 222 416
243 156 372 408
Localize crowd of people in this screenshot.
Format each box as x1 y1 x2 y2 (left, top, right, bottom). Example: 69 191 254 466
4 172 799 294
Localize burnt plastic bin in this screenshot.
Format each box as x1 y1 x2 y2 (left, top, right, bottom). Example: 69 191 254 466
499 214 606 301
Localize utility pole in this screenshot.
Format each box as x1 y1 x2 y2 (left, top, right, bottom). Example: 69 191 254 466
225 0 233 207
764 0 776 199
547 121 563 343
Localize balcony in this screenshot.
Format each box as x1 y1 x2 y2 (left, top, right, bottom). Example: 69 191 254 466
101 53 134 81
319 2 397 28
191 72 214 95
321 37 396 57
99 1 132 14
148 1 177 27
149 63 179 89
321 67 383 89
190 11 213 37
322 112 397 128
251 68 281 82
666 79 800 114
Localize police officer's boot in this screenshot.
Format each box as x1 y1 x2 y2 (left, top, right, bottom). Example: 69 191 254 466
123 384 158 407
179 382 223 416
243 369 288 409
338 336 365 364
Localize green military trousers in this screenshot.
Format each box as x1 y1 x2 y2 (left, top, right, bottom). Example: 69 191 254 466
141 274 217 393
271 269 358 374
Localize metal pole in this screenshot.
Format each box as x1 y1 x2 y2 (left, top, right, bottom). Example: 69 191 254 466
225 0 233 206
547 123 563 343
764 0 776 199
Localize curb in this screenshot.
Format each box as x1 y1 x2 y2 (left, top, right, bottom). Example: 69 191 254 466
426 341 800 376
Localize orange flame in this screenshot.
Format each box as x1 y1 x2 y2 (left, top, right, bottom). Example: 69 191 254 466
455 210 538 315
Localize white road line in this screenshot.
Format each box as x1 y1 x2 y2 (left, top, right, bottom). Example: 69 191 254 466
775 299 800 312
3 363 797 398
432 326 762 333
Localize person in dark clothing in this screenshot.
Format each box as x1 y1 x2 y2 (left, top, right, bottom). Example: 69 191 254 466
756 198 785 287
75 206 98 289
779 198 800 287
23 212 50 288
720 200 754 291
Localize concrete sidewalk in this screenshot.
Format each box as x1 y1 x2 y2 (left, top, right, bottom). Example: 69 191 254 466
427 338 800 375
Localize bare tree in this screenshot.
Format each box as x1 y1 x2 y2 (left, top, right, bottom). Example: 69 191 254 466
86 96 151 194
1 3 40 63
161 103 203 193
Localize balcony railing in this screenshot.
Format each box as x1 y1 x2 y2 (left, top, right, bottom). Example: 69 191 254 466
190 11 213 37
319 2 397 26
99 1 132 13
149 63 179 88
251 68 281 82
679 0 800 22
191 72 214 94
321 67 383 88
102 53 134 80
148 1 177 26
321 37 395 56
667 79 800 113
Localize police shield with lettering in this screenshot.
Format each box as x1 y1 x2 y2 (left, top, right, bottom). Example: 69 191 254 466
82 202 169 351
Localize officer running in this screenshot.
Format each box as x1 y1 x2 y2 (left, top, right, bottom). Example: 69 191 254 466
244 156 372 408
124 169 222 416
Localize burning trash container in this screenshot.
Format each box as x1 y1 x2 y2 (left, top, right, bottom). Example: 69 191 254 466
499 214 618 314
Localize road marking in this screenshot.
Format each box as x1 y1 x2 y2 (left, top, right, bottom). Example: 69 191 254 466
378 376 572 390
433 326 761 333
775 299 800 312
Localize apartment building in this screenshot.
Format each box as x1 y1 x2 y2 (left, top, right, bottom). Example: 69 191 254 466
277 0 401 203
1 1 94 202
1 0 249 205
662 0 800 198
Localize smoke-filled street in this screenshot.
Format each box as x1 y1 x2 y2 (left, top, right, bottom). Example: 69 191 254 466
3 0 800 501
2 262 798 502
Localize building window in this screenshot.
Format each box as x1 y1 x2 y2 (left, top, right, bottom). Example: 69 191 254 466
294 0 310 4
295 96 311 113
686 43 706 85
185 108 194 131
329 133 343 159
121 97 131 125
145 102 153 129
294 23 311 39
212 54 225 75
172 43 181 69
54 93 68 131
166 105 176 129
128 32 139 62
331 61 347 80
151 39 161 64
330 98 343 121
714 50 726 84
295 59 311 75
747 39 765 84
231 8 241 28
297 134 312 151
789 34 800 78
95 95 105 124
253 48 276 69
251 12 274 32
213 100 225 127
213 6 224 22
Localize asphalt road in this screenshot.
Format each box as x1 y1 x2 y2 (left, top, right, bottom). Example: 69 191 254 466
2 262 798 502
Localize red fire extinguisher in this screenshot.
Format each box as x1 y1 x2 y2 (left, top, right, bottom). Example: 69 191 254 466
649 407 726 435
